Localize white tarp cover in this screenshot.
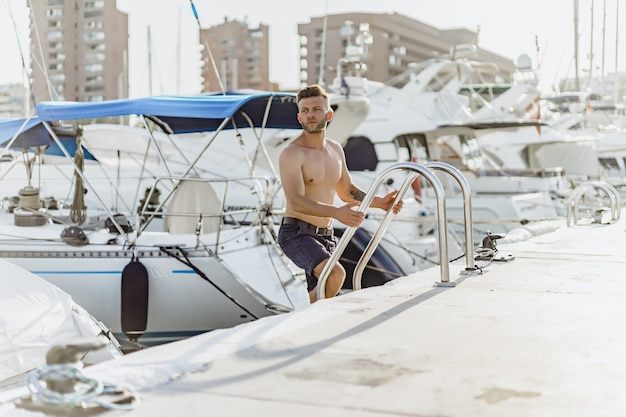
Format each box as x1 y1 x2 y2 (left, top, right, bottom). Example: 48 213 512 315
0 260 120 382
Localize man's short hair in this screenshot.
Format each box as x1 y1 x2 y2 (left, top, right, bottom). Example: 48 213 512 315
296 84 329 107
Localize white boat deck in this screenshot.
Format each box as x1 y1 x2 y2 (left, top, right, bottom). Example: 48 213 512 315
4 212 626 416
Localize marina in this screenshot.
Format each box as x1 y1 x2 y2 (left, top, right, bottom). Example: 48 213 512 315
0 2 625 415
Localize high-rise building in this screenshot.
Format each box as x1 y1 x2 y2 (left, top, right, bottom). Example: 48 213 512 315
298 12 516 88
28 0 129 104
199 18 273 93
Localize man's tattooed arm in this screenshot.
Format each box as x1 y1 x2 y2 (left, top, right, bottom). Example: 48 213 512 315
350 188 366 202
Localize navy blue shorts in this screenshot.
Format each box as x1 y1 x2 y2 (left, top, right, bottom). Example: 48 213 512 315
278 222 337 292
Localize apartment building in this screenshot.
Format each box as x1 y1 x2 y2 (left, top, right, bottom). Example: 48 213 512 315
0 84 29 118
199 18 273 92
298 12 516 88
28 0 128 104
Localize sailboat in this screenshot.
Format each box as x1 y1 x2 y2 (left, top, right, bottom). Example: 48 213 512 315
0 93 311 347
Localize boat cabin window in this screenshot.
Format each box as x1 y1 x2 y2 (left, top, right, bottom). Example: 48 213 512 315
394 134 429 163
375 142 398 162
344 136 378 171
343 135 428 172
437 135 486 171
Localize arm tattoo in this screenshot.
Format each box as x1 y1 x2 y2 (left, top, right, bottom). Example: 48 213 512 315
351 189 366 202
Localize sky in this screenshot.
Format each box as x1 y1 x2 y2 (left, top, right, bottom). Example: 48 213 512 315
1 0 624 98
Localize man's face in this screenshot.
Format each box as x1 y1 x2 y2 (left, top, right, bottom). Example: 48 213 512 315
297 96 332 134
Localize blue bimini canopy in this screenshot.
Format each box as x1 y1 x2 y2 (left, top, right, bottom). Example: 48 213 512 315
0 117 96 160
0 117 47 148
35 92 301 135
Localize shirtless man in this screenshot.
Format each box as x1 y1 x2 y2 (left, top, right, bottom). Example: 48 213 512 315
278 84 403 303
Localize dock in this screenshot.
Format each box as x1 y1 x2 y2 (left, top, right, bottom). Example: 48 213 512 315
5 214 626 416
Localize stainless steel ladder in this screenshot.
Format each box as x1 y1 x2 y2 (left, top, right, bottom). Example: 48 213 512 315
566 180 621 226
317 161 478 300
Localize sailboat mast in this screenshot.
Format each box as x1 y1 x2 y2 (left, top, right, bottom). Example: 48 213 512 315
147 26 153 95
615 0 620 104
177 7 181 94
587 0 595 90
574 0 580 91
601 0 606 82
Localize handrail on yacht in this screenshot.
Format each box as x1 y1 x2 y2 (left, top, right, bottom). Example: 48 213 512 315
566 180 621 226
138 175 272 254
317 161 474 301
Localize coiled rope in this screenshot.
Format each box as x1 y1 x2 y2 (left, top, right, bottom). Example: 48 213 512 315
26 363 140 411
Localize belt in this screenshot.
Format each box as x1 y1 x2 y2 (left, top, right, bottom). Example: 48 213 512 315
281 217 333 237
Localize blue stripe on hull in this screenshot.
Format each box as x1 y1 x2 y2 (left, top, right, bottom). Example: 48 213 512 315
29 270 195 275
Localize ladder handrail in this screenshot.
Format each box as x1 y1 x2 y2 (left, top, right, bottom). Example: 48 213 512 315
423 161 476 271
352 166 420 290
567 180 621 226
317 162 450 300
352 161 477 291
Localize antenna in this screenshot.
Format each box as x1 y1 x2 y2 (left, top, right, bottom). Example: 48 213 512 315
574 0 581 91
614 0 620 105
177 7 181 94
189 0 225 94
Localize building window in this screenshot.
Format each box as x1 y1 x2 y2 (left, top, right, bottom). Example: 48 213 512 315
47 30 63 40
393 46 406 56
85 21 103 29
85 52 106 61
47 0 64 5
84 31 105 41
84 1 104 8
85 85 104 92
84 63 103 72
86 75 104 83
84 11 104 18
49 73 65 82
87 43 105 51
46 8 63 17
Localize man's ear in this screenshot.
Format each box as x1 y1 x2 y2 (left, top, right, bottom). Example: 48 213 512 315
326 111 333 121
